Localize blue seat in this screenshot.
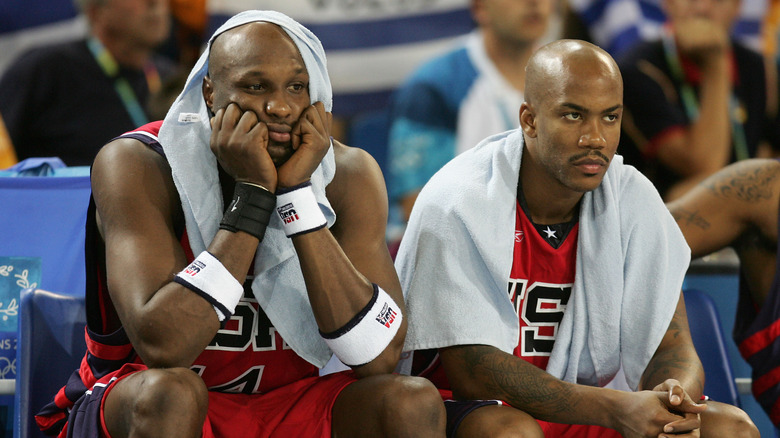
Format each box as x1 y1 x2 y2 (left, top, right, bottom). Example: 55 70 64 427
15 288 86 438
683 287 740 406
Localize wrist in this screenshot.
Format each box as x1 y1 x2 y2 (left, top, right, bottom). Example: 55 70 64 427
275 181 327 237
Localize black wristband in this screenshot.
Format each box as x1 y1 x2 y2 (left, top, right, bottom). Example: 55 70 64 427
219 182 277 241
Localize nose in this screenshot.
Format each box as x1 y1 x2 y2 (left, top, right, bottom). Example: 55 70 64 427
578 120 607 149
264 92 292 120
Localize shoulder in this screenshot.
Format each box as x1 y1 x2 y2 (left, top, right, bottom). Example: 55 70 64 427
328 140 386 206
395 43 476 102
91 131 179 217
8 39 87 70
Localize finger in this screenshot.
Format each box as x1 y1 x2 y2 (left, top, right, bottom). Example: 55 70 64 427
674 397 707 414
222 103 243 130
235 109 260 134
210 107 224 130
662 413 701 434
668 385 685 405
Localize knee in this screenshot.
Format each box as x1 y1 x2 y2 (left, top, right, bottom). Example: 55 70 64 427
380 375 446 432
132 367 209 424
722 408 759 438
482 415 544 438
702 402 759 438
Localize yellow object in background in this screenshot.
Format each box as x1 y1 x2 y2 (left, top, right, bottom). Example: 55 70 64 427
0 115 17 170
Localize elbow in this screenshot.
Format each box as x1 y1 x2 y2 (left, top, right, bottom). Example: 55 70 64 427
129 322 199 369
351 320 408 378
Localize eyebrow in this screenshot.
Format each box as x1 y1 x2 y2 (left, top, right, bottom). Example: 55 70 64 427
561 103 623 113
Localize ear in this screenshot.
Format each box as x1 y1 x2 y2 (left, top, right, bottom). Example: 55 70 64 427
519 102 537 138
202 75 214 114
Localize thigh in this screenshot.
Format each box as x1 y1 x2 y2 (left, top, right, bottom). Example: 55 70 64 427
69 362 148 438
455 403 543 438
205 371 356 438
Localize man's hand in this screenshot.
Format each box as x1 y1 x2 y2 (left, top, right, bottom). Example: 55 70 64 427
673 17 730 69
610 386 705 438
654 379 707 436
210 103 278 191
277 101 332 188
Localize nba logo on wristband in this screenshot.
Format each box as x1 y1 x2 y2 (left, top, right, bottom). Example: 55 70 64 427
277 203 299 224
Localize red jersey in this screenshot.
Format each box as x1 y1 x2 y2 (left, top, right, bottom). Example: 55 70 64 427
37 121 320 436
413 200 578 386
509 201 578 369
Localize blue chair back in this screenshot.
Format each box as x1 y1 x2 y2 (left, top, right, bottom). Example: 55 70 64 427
683 288 740 406
15 288 86 438
347 109 390 179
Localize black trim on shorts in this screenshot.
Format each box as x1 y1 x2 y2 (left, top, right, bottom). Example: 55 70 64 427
444 399 501 438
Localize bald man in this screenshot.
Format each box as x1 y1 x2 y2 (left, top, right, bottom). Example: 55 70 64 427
395 39 757 437
34 11 447 438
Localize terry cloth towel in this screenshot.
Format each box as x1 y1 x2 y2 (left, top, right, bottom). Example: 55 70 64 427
396 129 691 390
158 10 337 368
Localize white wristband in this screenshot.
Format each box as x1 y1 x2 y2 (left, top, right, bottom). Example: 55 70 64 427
275 182 327 237
174 251 243 325
320 285 403 367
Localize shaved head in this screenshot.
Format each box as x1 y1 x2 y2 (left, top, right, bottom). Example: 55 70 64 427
525 39 622 108
518 39 623 197
208 22 301 83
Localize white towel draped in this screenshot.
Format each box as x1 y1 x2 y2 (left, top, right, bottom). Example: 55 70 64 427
158 10 338 367
396 129 690 389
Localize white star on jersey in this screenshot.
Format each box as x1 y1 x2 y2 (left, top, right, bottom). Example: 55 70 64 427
515 230 524 242
543 226 557 239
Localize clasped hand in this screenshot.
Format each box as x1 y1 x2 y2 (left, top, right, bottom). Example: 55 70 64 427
209 101 332 192
616 379 706 438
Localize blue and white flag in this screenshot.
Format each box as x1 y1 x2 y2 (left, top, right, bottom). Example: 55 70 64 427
208 0 476 117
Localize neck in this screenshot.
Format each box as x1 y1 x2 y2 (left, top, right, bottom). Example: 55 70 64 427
519 149 582 225
92 31 152 70
482 32 535 92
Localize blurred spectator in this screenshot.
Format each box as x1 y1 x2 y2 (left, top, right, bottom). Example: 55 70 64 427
0 115 16 169
386 0 559 225
565 0 767 58
617 0 780 201
0 0 175 166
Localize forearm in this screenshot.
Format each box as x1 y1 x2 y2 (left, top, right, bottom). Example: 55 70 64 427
126 229 260 367
686 55 732 174
441 345 622 427
640 342 704 399
293 228 405 374
293 229 374 330
639 295 705 399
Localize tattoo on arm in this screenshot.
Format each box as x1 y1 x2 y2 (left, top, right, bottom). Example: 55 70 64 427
670 207 710 231
640 305 704 396
455 346 578 417
704 161 779 203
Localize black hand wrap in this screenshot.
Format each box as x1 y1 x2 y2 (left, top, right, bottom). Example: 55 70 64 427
219 182 277 241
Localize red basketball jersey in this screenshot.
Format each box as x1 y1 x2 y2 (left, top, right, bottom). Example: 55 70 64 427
509 201 578 370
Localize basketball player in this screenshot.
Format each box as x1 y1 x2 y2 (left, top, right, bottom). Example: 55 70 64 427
669 157 780 427
395 39 758 437
34 11 446 438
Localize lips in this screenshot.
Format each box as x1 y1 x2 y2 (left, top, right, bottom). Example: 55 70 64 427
267 123 291 143
572 158 607 174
